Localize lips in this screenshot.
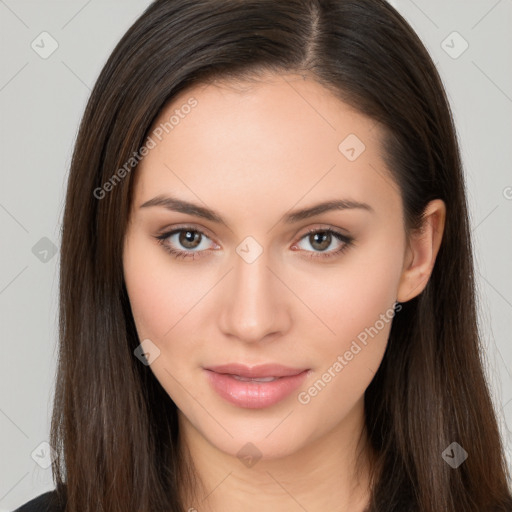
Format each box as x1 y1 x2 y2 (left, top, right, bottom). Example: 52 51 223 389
203 364 311 408
204 363 308 379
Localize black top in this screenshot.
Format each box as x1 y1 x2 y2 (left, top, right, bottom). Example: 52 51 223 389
13 490 65 512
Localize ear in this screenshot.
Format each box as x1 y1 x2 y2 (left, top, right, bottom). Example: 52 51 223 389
396 199 446 303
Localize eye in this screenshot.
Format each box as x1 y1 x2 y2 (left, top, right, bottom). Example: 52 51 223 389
155 226 218 260
155 225 354 261
292 227 354 260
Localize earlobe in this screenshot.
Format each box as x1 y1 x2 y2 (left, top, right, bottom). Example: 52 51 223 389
396 199 446 303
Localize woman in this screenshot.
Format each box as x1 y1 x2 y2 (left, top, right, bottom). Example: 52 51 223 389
15 0 512 511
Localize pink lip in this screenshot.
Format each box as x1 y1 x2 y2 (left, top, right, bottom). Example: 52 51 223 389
203 364 310 409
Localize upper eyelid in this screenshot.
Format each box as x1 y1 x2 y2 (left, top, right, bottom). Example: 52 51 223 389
158 223 216 240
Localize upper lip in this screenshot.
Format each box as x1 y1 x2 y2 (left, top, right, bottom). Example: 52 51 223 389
204 363 308 378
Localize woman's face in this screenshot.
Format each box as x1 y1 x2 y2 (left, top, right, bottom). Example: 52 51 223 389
123 73 413 462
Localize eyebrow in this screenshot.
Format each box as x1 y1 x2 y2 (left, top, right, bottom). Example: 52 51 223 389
139 194 374 227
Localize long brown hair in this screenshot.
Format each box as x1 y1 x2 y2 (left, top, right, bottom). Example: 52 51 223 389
51 1 512 510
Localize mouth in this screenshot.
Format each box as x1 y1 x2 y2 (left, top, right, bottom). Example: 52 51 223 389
203 364 311 409
204 362 309 379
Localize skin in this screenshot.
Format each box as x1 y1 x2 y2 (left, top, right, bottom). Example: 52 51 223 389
122 72 446 512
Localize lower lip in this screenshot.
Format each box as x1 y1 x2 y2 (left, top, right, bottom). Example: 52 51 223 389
204 369 310 409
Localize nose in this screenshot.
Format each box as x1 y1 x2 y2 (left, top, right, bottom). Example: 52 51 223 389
218 248 291 344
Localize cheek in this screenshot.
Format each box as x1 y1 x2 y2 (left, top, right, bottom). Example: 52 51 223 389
296 266 398 412
295 236 403 348
123 236 197 341
292 233 403 408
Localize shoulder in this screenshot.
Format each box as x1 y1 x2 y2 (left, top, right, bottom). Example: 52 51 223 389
13 489 66 512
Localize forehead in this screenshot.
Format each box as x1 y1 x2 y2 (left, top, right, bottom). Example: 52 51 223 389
133 73 400 222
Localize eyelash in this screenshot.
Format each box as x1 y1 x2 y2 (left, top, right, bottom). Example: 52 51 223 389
154 225 354 261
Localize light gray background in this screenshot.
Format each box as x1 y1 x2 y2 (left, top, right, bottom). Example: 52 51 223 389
1 0 511 509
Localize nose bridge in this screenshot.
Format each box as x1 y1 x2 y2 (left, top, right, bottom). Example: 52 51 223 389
218 246 289 342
